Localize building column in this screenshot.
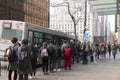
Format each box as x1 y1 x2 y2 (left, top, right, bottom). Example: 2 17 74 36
117 14 120 44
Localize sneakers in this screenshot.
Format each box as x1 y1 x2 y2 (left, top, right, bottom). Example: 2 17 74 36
29 76 32 79
94 61 97 63
53 69 56 71
57 69 61 71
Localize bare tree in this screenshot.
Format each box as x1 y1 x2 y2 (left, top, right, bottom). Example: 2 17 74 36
51 0 83 42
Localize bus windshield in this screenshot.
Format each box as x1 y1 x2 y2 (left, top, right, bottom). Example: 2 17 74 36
2 28 22 41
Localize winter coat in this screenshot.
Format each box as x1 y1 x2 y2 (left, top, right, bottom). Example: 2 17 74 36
17 44 32 75
30 47 38 70
112 44 117 55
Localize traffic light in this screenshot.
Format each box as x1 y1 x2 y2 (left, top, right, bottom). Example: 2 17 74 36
83 28 88 37
83 28 87 34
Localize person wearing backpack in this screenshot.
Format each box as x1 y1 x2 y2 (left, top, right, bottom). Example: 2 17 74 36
17 39 32 80
64 44 72 70
7 37 19 80
40 42 49 75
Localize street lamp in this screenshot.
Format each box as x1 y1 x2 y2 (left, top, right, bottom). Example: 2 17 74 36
83 0 88 40
84 0 87 28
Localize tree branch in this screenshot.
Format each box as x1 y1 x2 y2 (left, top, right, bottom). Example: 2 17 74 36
66 1 75 23
75 17 81 25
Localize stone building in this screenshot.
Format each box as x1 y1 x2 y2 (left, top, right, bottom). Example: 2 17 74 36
0 0 49 27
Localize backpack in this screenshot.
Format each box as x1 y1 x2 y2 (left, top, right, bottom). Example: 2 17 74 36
18 51 28 62
48 45 54 57
41 48 48 57
7 46 17 63
64 48 70 56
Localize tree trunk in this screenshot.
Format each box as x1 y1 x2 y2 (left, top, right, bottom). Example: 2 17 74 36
74 23 77 42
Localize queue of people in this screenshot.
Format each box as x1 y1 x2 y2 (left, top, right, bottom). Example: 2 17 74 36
7 37 119 80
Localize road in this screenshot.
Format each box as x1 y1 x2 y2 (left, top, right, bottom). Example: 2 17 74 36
0 52 120 80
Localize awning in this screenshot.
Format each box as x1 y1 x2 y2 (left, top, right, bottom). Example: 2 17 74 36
90 0 120 15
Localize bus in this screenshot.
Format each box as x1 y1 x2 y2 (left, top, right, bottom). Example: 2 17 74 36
0 20 75 67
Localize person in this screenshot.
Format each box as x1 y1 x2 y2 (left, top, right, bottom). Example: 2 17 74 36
29 43 38 78
53 43 62 71
40 42 49 75
82 42 89 64
47 41 54 73
100 44 106 60
8 37 19 80
108 42 111 58
112 43 117 60
64 44 72 70
93 43 98 63
17 39 32 80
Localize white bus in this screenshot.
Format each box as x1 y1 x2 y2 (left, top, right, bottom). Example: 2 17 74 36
0 20 75 67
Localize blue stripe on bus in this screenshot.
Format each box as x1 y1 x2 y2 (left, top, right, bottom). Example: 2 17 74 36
0 50 5 52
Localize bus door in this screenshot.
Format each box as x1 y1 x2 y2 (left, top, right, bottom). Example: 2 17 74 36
33 32 43 48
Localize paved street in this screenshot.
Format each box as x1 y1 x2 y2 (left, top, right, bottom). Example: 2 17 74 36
0 52 120 80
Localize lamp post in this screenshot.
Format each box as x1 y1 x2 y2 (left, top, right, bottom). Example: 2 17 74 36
84 0 87 28
83 0 88 41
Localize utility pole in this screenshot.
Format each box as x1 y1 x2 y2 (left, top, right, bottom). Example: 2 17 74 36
84 0 87 28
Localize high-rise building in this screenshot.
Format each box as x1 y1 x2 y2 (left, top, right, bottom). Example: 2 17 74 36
50 0 94 42
0 0 49 27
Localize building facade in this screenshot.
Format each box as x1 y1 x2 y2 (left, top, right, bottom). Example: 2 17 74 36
50 0 94 42
0 0 49 27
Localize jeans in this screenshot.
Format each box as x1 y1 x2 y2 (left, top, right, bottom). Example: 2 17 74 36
54 58 61 69
79 52 83 62
113 54 116 59
93 52 97 62
100 52 105 60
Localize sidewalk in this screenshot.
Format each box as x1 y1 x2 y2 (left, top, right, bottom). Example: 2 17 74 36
1 58 120 80
1 52 120 80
